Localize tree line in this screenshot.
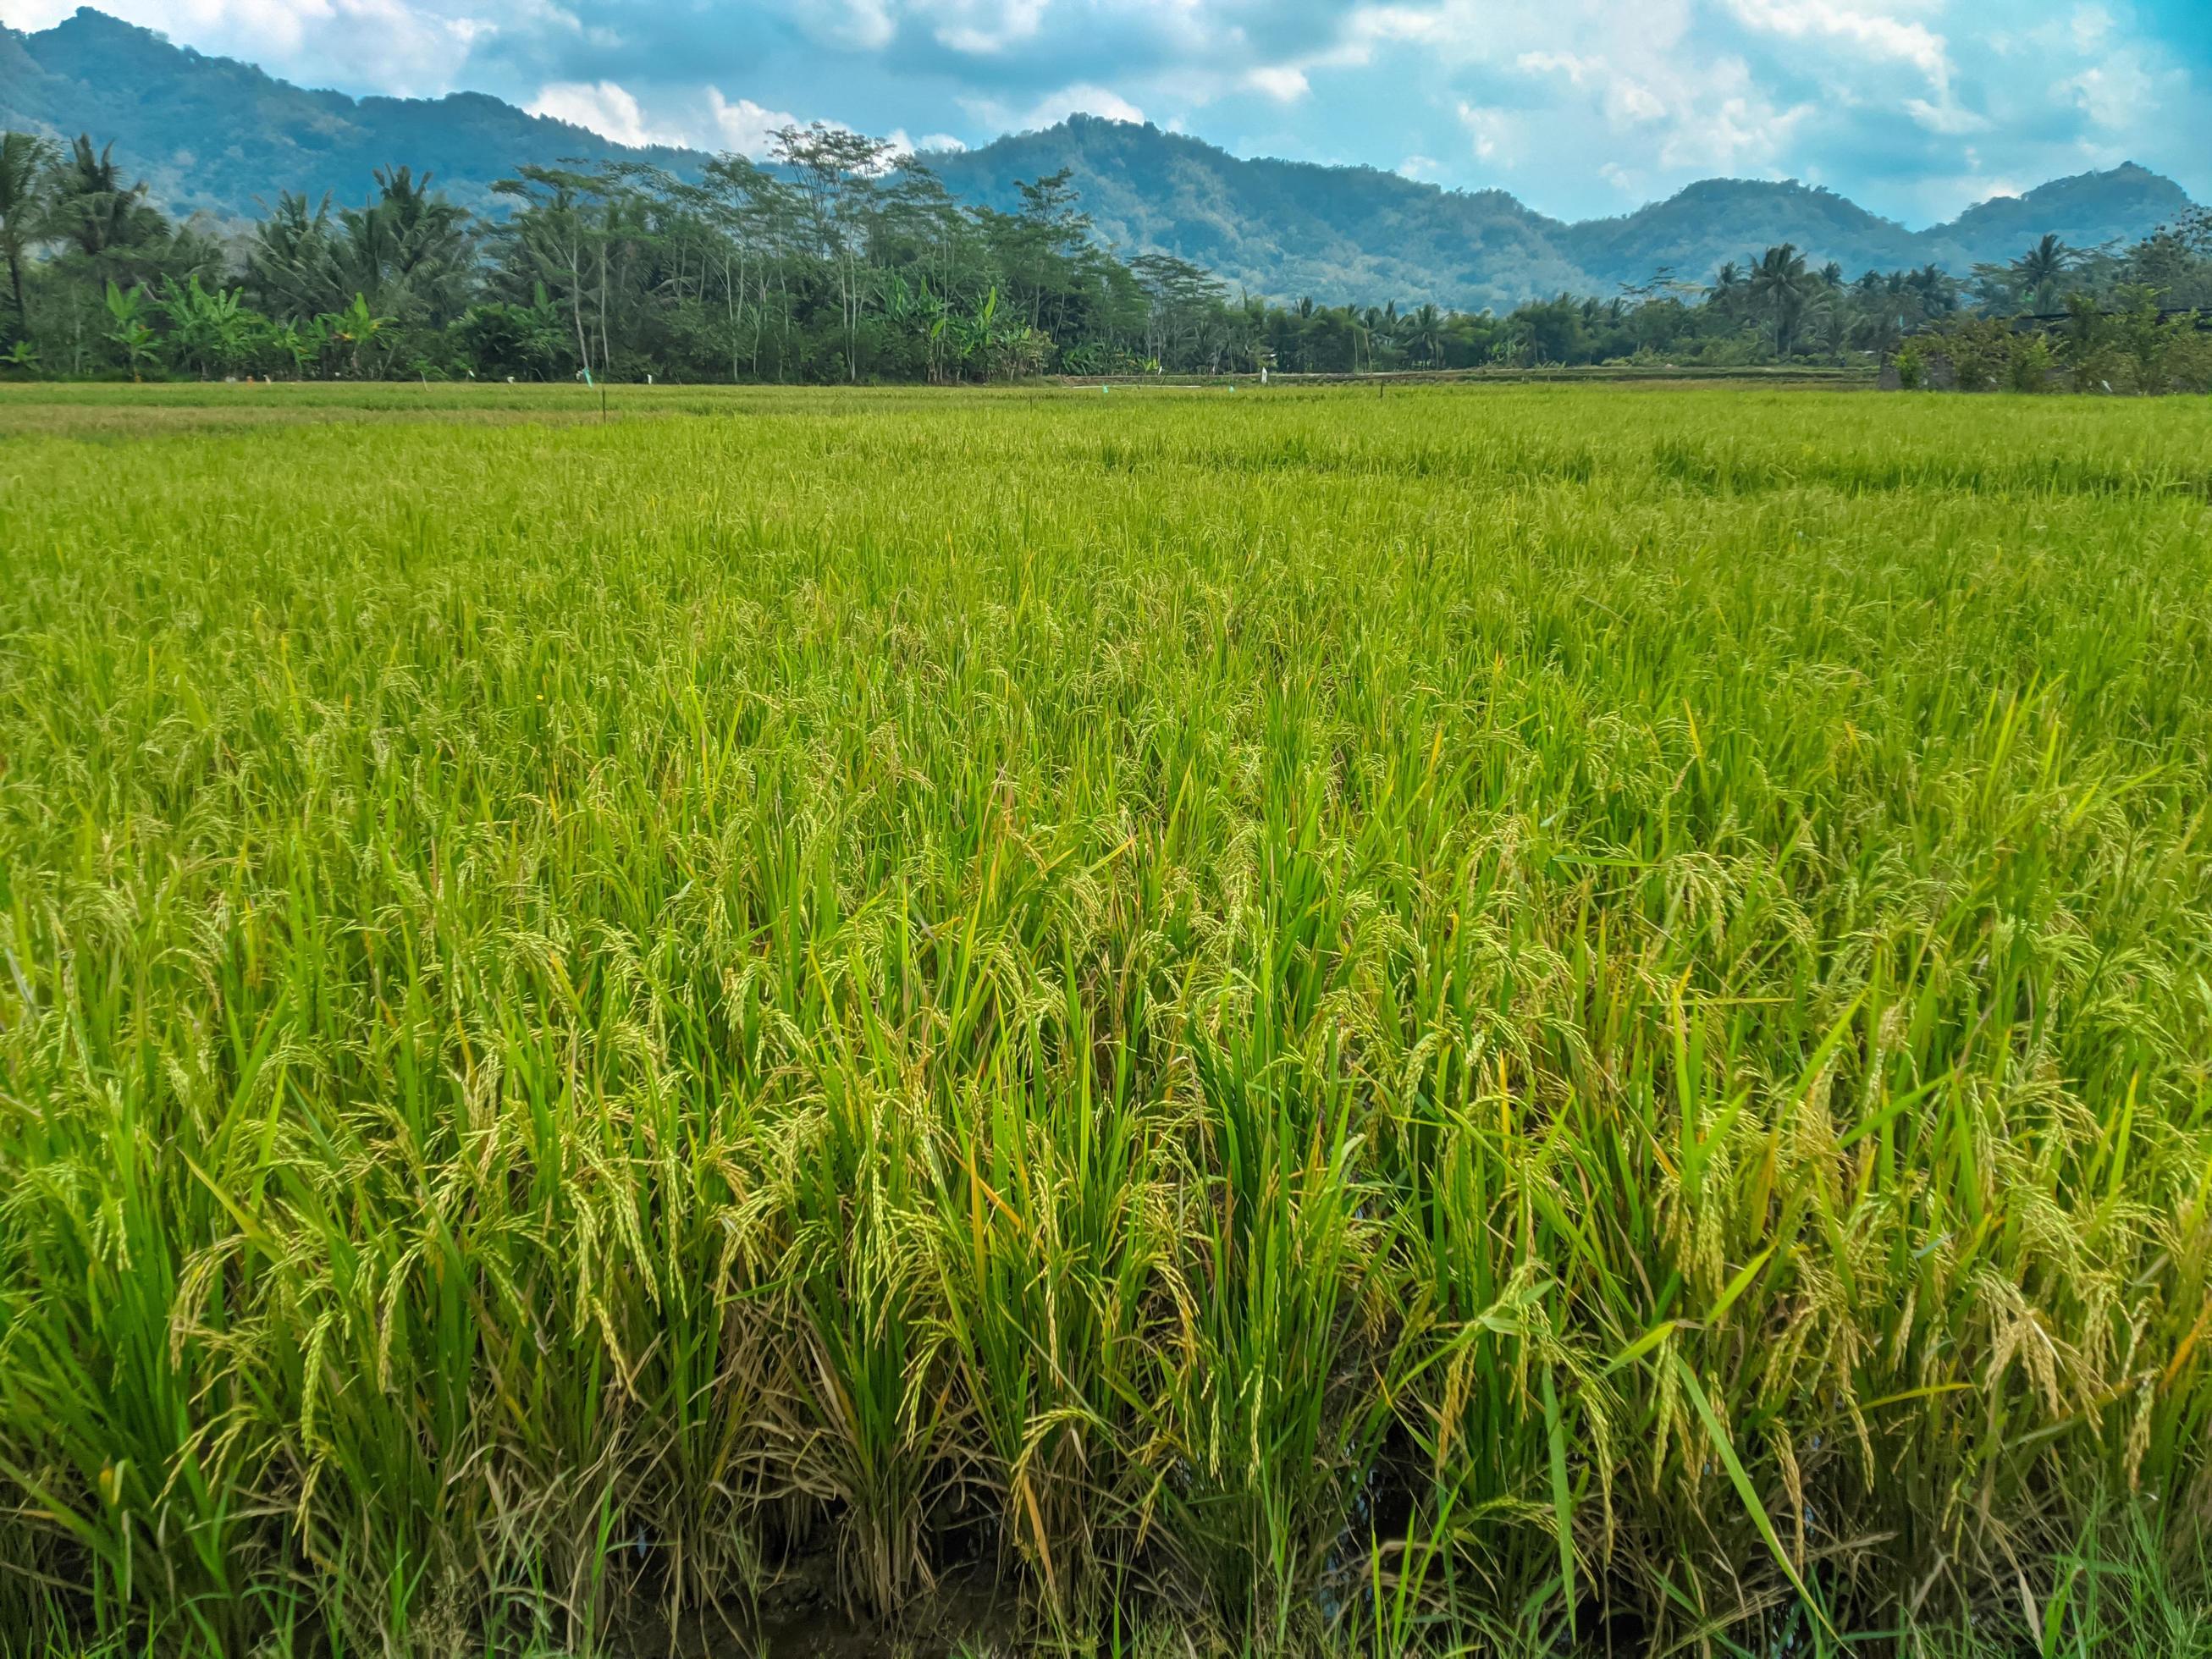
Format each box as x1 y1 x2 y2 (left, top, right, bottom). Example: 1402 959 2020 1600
2 125 2208 385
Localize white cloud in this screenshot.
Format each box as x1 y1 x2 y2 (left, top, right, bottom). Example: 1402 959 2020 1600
884 127 962 156
706 91 804 156
1244 65 1312 102
1654 80 1814 171
1454 100 1513 162
1725 0 1954 88
1397 153 1442 179
527 80 687 146
2060 55 2154 130
1514 52 1667 126
1606 79 1667 124
797 0 897 50
1516 51 1595 86
1331 2 1821 187
1904 96 1987 134
965 81 1146 131
926 0 1052 53
2067 4 2115 52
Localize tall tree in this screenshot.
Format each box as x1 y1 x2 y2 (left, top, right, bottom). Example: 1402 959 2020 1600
1403 301 1446 367
2011 234 2073 313
44 136 168 273
492 165 604 376
1747 243 1815 358
0 131 54 335
337 168 476 326
773 124 895 382
245 190 346 321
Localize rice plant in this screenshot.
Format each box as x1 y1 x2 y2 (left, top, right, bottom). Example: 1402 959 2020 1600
0 381 2207 1656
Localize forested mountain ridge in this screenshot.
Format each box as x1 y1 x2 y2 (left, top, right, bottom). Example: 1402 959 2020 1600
2 6 2198 308
1933 165 2198 265
935 125 2193 306
926 120 1592 312
0 8 708 222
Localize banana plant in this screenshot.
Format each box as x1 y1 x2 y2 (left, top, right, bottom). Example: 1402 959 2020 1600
947 285 999 381
880 272 952 382
158 274 250 378
0 339 37 377
104 280 161 381
323 292 393 378
268 317 328 380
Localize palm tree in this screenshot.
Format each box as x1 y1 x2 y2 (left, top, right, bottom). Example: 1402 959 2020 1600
46 136 165 267
245 190 346 321
1404 301 1445 367
2011 234 2073 314
337 167 475 325
1747 243 1815 358
0 130 54 334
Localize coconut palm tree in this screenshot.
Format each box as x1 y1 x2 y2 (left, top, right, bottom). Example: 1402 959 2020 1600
337 167 475 326
46 136 166 269
1404 301 1446 367
245 190 348 321
1747 243 1815 358
0 130 54 334
2011 234 2073 314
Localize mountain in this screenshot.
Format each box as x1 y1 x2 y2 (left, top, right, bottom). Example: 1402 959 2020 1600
1932 163 2195 258
927 118 1592 314
2 8 2197 308
1556 178 1933 289
0 7 709 222
935 126 2195 303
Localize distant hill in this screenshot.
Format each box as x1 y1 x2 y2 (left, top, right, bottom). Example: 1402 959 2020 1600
943 124 2193 305
0 7 709 222
3 8 2197 307
1555 178 1932 289
1931 164 2197 259
926 118 1591 314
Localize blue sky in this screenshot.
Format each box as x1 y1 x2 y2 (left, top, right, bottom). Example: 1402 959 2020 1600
12 0 2209 221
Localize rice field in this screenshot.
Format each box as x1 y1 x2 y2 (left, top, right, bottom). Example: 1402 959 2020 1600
1 382 2209 1658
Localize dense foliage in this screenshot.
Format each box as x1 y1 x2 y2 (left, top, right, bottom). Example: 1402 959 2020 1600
2 382 2209 1658
3 122 2209 386
1899 284 2212 396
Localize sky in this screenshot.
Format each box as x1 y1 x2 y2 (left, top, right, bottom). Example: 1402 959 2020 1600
9 0 2209 222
